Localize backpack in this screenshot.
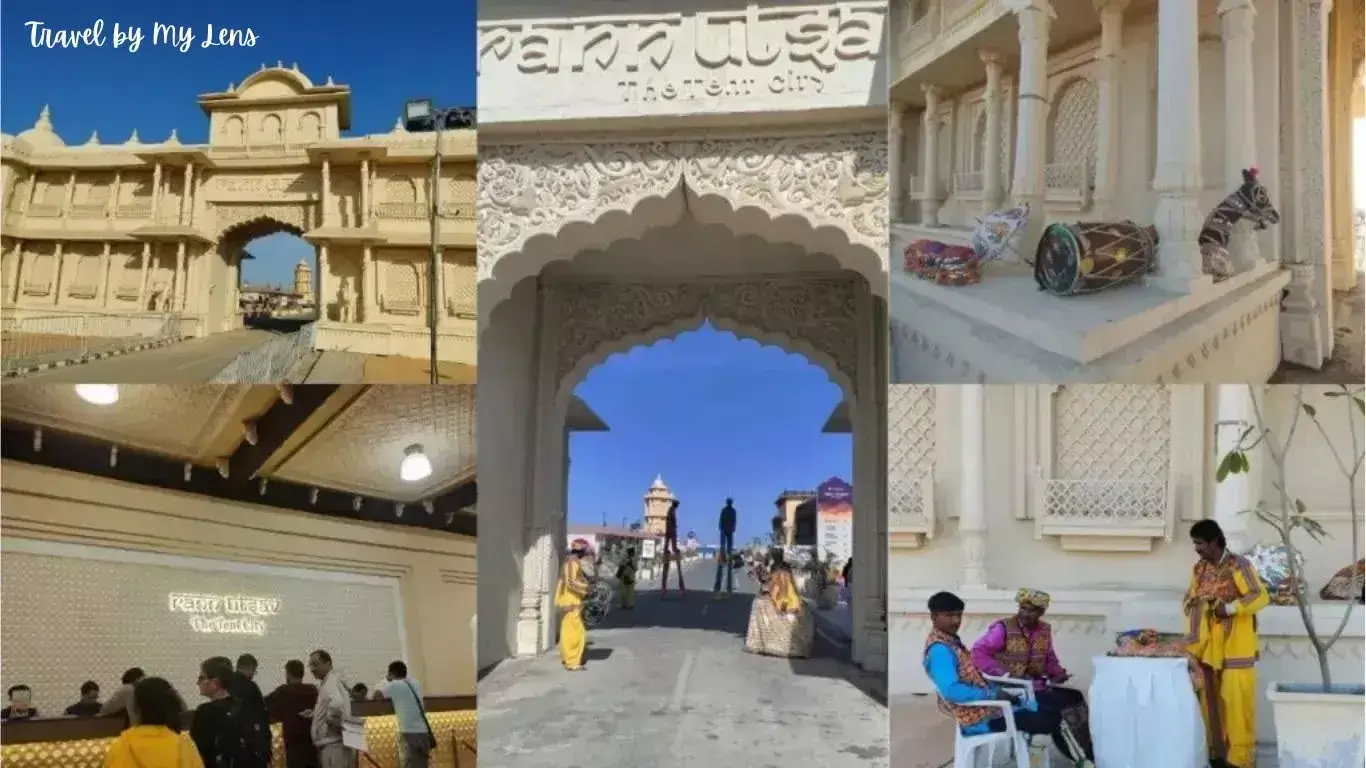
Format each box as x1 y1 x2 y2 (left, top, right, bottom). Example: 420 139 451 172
215 697 272 768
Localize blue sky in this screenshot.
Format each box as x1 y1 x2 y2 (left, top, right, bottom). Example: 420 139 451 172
2 0 475 286
567 324 852 546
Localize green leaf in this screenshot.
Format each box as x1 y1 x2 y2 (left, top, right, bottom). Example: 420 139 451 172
1216 452 1242 482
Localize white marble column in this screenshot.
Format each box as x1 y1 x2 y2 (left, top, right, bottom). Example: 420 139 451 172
1281 0 1334 367
889 100 906 223
317 244 330 318
1213 384 1262 553
51 243 65 306
922 85 944 226
1010 0 1054 216
99 243 112 308
174 242 186 311
360 158 371 228
1151 0 1212 293
981 50 1005 214
179 164 194 226
150 163 163 221
1093 0 1129 219
138 243 151 307
1327 0 1355 290
321 158 332 227
1219 0 1262 270
959 384 988 589
361 245 374 321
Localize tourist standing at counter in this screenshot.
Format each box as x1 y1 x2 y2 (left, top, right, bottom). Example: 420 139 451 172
103 677 204 768
1 684 38 721
305 649 353 768
65 681 104 717
100 668 146 727
266 660 320 768
373 661 434 768
191 656 271 768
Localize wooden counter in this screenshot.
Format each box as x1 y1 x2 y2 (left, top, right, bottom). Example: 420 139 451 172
1 695 476 767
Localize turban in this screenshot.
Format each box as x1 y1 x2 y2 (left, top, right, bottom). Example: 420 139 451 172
570 538 593 554
1016 588 1052 610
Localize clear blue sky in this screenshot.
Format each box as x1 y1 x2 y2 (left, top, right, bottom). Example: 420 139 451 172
568 324 852 546
2 0 475 286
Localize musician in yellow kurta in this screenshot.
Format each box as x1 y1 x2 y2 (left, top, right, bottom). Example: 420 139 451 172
555 539 594 671
1184 520 1270 768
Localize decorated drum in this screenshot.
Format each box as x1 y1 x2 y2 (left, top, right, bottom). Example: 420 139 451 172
1033 220 1158 296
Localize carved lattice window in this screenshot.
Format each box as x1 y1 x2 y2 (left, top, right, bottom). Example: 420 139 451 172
115 254 142 300
380 260 422 315
889 385 938 548
972 113 987 173
445 260 476 317
1029 384 1190 552
68 254 102 299
1045 78 1098 193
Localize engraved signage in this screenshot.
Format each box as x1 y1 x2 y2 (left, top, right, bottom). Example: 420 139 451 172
478 2 884 105
206 172 316 204
168 592 282 636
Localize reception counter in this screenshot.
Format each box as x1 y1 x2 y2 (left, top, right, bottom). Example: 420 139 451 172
0 695 477 768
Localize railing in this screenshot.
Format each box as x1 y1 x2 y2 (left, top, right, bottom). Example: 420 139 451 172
68 203 107 219
210 321 318 383
26 203 62 218
1 312 185 376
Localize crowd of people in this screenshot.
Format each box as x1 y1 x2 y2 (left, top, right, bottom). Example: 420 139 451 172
2 650 438 768
923 519 1269 768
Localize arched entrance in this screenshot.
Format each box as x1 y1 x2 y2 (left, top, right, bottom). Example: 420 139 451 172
208 209 318 335
477 136 891 674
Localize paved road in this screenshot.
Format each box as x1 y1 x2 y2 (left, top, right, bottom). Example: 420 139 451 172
5 329 280 383
478 557 888 768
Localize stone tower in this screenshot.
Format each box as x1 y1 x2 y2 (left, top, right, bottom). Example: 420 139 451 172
642 475 675 535
293 259 313 303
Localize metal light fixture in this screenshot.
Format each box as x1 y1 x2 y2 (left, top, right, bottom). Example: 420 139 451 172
74 384 119 406
403 99 434 132
399 444 432 482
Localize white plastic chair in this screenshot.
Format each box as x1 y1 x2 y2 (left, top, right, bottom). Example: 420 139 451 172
951 676 1053 768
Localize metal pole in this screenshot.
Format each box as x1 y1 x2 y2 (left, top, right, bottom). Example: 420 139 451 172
429 122 442 385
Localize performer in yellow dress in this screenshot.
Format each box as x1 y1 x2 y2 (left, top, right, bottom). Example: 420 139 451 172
1183 520 1269 768
555 539 595 671
767 551 802 614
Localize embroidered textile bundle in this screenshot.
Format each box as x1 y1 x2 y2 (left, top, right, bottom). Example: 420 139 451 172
902 240 982 286
1320 560 1366 603
1110 630 1203 691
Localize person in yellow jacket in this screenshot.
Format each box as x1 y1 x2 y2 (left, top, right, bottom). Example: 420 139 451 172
1183 520 1269 768
103 677 204 768
555 539 595 671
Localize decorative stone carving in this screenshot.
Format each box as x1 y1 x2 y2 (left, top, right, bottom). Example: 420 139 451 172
478 134 888 288
213 204 318 236
549 277 859 392
888 385 937 547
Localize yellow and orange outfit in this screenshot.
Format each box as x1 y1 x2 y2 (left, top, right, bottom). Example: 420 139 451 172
103 725 204 768
555 557 591 670
768 567 802 614
1184 551 1269 767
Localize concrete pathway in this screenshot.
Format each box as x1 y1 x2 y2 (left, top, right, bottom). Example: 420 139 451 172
4 329 278 383
478 558 888 768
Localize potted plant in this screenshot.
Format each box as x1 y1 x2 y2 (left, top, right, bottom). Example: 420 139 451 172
1216 384 1364 766
816 556 841 609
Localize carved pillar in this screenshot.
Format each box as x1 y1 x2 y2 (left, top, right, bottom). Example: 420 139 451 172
138 242 151 307
889 100 906 222
150 163 163 221
1150 0 1211 293
62 171 76 221
1328 0 1356 290
1093 0 1129 219
23 172 38 215
922 84 944 226
317 244 330 320
361 245 375 321
7 241 24 305
959 384 988 589
51 243 65 306
1213 384 1263 554
981 50 1006 214
1282 0 1334 367
174 242 186 311
1010 0 1054 222
1219 0 1262 270
179 163 195 226
360 158 371 228
321 158 332 227
109 171 122 219
100 242 113 308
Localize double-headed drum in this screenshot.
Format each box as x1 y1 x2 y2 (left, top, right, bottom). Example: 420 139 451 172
1034 220 1158 296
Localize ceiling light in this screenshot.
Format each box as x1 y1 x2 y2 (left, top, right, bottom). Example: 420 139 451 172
74 384 119 406
400 444 432 482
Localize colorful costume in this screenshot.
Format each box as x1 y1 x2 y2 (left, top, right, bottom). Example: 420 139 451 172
554 556 591 670
1184 552 1270 767
744 565 813 657
925 628 1006 734
971 589 1094 761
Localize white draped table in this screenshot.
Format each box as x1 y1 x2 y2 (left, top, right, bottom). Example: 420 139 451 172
1088 655 1207 768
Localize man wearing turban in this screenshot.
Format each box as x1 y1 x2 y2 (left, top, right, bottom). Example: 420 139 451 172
971 588 1094 762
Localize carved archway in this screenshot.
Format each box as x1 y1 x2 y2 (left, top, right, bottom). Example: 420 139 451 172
546 277 860 413
477 134 889 314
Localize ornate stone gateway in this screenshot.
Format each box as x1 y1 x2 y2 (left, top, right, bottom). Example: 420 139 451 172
476 1 892 674
0 65 477 366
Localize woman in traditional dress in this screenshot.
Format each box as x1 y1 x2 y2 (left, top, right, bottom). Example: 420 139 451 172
767 550 802 614
970 588 1094 762
555 539 595 671
744 549 813 657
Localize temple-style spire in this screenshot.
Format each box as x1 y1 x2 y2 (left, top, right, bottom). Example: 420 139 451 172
34 105 52 130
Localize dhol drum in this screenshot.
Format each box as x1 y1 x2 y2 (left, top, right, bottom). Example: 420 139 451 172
1033 220 1158 296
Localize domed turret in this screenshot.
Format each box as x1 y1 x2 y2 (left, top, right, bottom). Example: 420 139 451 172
16 106 65 149
643 475 676 536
